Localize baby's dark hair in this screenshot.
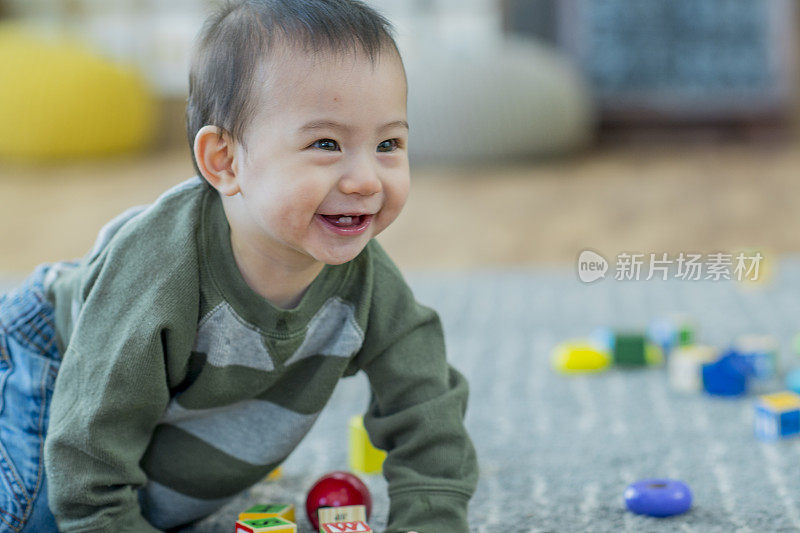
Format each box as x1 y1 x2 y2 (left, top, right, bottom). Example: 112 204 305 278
186 0 401 183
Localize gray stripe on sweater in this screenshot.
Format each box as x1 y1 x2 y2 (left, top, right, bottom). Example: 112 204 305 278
159 398 320 465
284 297 364 366
193 302 274 371
139 479 233 530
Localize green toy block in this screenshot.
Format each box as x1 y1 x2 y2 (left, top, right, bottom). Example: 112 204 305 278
613 334 647 366
677 323 694 347
236 516 296 532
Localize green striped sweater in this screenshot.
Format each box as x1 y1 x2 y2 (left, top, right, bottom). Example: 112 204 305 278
42 177 477 533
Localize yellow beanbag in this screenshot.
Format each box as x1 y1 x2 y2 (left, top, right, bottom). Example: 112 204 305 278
0 23 155 160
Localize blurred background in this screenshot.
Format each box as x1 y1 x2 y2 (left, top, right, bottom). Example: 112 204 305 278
1 0 799 276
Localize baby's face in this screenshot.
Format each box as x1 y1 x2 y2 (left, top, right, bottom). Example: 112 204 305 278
230 47 410 267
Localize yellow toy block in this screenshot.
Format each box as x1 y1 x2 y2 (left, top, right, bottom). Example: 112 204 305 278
551 340 611 374
267 466 283 480
760 391 800 411
348 415 386 474
239 503 295 523
318 505 366 528
235 516 296 532
320 521 372 533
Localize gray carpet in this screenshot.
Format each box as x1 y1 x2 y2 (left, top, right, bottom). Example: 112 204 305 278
5 260 800 532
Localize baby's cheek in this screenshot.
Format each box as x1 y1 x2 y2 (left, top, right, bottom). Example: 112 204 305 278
273 199 315 234
391 173 411 206
384 183 409 220
256 201 292 236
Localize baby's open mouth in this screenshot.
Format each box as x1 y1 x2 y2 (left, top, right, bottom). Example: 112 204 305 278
321 214 365 227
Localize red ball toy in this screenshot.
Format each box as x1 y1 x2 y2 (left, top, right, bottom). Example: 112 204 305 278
305 471 372 529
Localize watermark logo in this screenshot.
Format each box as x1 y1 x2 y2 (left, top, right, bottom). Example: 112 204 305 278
577 250 764 283
577 249 609 283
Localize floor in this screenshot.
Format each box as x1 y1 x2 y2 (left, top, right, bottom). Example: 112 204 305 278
2 139 800 276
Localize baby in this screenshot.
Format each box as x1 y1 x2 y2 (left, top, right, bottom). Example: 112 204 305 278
0 1 477 532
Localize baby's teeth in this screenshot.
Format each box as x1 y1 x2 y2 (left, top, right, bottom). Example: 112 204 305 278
338 216 353 224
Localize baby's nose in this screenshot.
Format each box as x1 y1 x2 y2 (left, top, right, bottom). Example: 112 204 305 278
340 157 381 195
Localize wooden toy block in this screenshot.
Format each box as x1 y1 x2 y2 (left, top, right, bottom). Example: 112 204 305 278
668 345 718 393
318 505 366 527
755 391 800 441
239 503 295 523
320 521 372 533
235 516 297 533
613 334 647 366
348 415 386 474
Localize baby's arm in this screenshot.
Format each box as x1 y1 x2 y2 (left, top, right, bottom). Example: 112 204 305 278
44 245 199 532
362 332 477 533
355 250 478 533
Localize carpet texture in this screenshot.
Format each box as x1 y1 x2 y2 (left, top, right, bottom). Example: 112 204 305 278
4 262 800 532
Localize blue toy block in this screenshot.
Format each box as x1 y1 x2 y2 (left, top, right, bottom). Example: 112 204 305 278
702 352 748 396
755 392 800 441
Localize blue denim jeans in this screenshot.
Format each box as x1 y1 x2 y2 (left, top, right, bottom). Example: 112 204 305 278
0 264 62 533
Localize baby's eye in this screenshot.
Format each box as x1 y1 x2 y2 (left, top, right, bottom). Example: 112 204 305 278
311 139 339 151
377 139 399 153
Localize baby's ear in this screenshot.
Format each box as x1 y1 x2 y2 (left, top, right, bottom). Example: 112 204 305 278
193 125 240 196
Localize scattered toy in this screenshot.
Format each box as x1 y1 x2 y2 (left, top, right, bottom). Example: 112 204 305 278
318 505 367 526
755 391 800 441
349 415 386 474
235 516 297 532
239 504 295 523
306 471 372 530
266 466 284 481
702 351 749 396
648 315 694 356
551 340 611 374
320 521 372 533
668 345 718 393
613 333 663 367
624 478 693 518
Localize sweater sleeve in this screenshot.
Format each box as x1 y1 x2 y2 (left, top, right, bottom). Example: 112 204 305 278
357 246 478 533
44 227 199 532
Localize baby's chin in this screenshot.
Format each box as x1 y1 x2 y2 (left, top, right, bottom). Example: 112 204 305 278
317 249 367 266
311 240 371 266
